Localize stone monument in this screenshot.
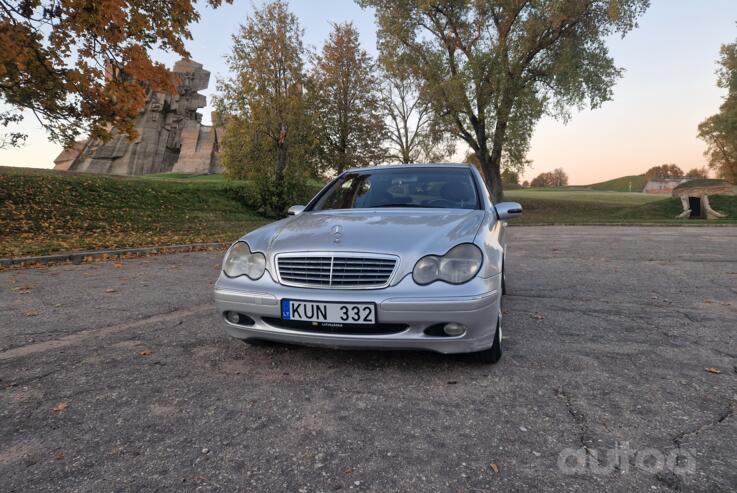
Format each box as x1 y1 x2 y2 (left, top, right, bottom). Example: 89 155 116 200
673 179 737 219
54 59 221 176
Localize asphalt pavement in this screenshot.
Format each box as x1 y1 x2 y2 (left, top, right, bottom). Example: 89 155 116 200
1 226 736 492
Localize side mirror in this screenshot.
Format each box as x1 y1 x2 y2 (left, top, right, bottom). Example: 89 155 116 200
288 205 306 216
495 202 523 220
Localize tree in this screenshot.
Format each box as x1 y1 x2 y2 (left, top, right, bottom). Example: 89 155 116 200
530 173 548 188
530 172 551 188
466 150 522 186
522 180 530 188
358 0 649 201
698 36 737 182
530 168 568 187
644 164 683 179
216 0 310 186
552 168 569 186
501 168 520 186
686 166 709 178
0 0 229 147
0 111 24 149
381 67 455 163
309 22 386 173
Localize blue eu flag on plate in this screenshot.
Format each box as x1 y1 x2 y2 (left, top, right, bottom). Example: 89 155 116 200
281 299 291 320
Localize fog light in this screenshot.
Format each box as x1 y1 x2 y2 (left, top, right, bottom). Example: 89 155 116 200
443 323 466 336
226 311 240 324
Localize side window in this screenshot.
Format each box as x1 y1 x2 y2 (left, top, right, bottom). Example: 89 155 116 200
321 177 356 210
315 174 370 210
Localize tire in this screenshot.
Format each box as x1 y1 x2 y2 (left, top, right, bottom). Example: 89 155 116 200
468 314 503 364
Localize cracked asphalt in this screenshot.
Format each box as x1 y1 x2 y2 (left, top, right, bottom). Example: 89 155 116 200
1 226 736 492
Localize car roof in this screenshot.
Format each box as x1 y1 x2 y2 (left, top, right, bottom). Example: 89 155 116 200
344 163 474 173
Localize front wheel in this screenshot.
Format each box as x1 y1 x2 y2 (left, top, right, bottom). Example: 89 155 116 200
468 314 502 364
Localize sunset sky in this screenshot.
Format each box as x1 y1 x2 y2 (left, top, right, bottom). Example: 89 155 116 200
1 0 735 185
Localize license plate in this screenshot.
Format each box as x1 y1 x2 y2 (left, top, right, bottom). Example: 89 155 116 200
281 300 376 325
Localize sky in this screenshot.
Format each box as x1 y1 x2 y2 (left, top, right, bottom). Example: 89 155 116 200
0 0 735 185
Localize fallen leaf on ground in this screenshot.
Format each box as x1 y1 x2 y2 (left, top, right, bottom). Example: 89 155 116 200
24 310 39 317
139 351 152 357
703 300 716 304
53 402 67 413
705 367 722 374
114 263 123 268
105 288 117 293
12 286 32 294
490 463 499 474
530 314 545 321
54 452 65 461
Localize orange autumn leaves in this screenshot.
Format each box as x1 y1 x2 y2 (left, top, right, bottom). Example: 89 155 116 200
0 170 268 258
0 0 231 147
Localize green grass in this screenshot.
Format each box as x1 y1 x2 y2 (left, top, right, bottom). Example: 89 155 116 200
505 188 737 225
141 172 234 183
584 174 649 192
2 166 735 258
507 189 663 205
0 166 268 257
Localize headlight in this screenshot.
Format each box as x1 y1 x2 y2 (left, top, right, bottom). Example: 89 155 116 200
222 241 266 280
412 244 483 285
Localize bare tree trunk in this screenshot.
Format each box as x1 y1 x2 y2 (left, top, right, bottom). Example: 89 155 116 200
275 124 288 184
276 145 287 181
474 145 503 204
486 152 504 204
338 133 348 173
402 146 411 164
482 108 511 203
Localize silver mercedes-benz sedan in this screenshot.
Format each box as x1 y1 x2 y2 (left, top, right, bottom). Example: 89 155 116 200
213 164 522 363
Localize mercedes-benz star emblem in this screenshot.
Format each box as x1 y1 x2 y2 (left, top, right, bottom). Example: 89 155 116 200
331 225 343 243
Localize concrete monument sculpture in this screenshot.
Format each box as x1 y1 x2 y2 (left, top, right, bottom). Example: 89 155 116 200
53 59 220 176
673 179 737 219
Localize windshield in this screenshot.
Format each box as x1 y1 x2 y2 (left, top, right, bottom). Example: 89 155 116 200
310 167 480 211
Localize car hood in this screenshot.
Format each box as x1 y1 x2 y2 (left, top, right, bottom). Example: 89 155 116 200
254 209 485 259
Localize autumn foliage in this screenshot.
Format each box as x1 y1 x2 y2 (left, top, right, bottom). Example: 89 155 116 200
530 168 569 188
309 22 386 174
0 167 265 257
358 0 649 201
644 164 684 180
698 37 737 183
0 0 229 147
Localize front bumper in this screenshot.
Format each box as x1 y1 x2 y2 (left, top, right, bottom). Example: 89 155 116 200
213 271 501 354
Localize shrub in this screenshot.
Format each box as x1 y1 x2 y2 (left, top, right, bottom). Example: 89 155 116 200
226 176 323 218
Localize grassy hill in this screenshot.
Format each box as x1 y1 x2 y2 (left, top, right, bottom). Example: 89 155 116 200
2 167 736 258
584 174 649 192
0 167 269 258
505 189 737 224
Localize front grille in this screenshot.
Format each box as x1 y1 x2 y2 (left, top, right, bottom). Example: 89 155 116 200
276 254 397 289
262 317 408 335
